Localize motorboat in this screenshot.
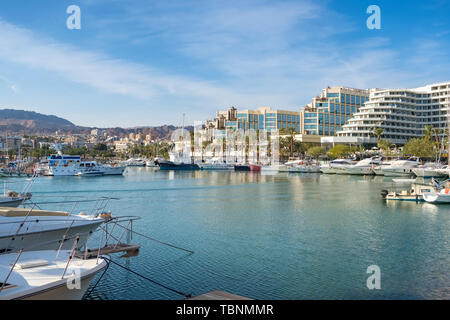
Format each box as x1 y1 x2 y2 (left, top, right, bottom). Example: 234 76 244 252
0 180 33 208
372 161 392 176
289 160 321 173
320 159 356 174
381 182 438 202
145 160 159 168
43 153 125 176
121 158 146 167
0 207 106 253
0 249 108 300
412 163 448 178
345 157 383 175
381 157 420 177
0 191 31 208
423 189 450 203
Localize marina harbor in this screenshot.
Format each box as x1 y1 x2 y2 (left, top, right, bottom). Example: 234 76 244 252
0 0 449 306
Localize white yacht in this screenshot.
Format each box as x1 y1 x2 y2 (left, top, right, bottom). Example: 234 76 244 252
373 161 392 176
320 159 355 174
0 249 108 300
345 157 383 175
145 159 159 168
43 154 125 176
0 207 106 253
381 157 421 177
412 163 448 178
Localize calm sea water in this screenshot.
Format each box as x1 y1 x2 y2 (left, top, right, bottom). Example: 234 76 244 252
12 168 450 299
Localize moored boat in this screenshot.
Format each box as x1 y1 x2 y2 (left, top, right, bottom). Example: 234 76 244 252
158 161 200 170
0 207 106 253
381 157 420 177
234 164 250 171
320 159 355 174
380 182 438 202
0 249 108 300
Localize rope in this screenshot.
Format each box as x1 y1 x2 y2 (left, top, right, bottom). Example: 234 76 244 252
84 258 111 298
104 257 192 298
112 223 194 254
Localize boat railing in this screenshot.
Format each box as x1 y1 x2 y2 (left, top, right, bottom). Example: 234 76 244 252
23 196 120 217
0 214 143 293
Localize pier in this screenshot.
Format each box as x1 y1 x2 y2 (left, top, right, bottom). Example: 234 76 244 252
188 290 252 300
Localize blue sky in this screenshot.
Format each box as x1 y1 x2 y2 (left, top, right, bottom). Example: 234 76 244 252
0 0 449 127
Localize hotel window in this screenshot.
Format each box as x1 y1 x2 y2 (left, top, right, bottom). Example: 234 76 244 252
351 95 355 104
341 94 345 103
282 114 286 121
345 94 350 104
330 104 334 112
356 96 360 105
287 115 291 122
278 115 281 121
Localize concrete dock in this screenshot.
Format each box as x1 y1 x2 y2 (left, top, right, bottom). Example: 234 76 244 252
188 290 252 300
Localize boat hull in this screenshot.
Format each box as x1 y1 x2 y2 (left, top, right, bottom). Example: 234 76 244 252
0 219 104 253
423 193 450 203
345 167 374 175
249 164 261 172
159 163 200 170
381 168 415 177
0 198 26 207
234 165 250 171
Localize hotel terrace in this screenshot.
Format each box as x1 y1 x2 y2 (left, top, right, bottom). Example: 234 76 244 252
335 81 450 145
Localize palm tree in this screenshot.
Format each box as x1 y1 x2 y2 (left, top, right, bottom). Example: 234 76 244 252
373 128 384 146
432 127 441 145
423 125 433 141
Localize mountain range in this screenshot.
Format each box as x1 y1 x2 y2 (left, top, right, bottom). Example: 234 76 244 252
0 109 192 139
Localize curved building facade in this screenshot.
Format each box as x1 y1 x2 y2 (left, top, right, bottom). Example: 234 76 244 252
336 81 450 145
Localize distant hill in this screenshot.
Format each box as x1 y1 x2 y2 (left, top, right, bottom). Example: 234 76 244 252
0 109 79 133
0 108 193 139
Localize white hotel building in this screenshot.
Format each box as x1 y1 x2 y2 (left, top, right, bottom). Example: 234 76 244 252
332 81 450 145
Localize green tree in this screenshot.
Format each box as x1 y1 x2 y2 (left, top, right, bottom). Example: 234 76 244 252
307 146 326 160
327 144 351 159
403 138 437 158
378 139 394 157
423 125 433 142
373 128 384 146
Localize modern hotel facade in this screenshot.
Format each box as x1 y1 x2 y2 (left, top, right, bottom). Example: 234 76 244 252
204 106 302 139
299 86 370 136
336 81 450 144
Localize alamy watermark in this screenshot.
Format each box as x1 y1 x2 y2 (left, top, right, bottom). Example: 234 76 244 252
366 265 381 290
66 5 81 30
170 127 280 166
366 5 381 30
